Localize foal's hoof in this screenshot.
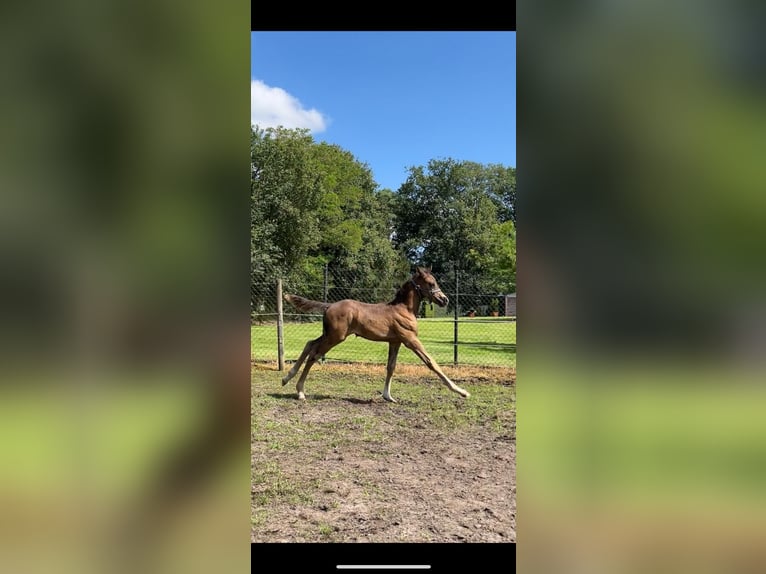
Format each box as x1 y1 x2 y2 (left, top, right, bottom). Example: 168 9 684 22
460 390 471 398
382 395 397 403
281 377 289 386
297 391 306 401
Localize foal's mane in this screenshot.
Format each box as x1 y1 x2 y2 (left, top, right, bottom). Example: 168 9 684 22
389 268 434 306
389 278 417 306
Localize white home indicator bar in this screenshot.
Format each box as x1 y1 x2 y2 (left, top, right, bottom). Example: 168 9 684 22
336 567 431 570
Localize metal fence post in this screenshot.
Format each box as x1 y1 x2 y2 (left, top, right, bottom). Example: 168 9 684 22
323 262 328 304
454 263 459 366
276 278 284 371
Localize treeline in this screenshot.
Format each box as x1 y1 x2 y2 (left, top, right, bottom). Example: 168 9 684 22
251 126 516 310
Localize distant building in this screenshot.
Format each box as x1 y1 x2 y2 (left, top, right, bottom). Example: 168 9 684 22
504 293 516 317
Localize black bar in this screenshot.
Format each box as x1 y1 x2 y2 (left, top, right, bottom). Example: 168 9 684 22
251 3 516 32
251 542 516 573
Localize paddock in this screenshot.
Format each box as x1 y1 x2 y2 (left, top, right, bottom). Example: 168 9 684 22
251 361 516 542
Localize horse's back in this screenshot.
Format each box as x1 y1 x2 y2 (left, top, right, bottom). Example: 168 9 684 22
325 299 414 342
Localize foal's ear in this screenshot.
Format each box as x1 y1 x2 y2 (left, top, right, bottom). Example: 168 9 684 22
415 266 425 276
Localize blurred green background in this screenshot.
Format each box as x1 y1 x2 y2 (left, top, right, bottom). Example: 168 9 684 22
0 1 249 573
4 1 766 572
519 2 766 573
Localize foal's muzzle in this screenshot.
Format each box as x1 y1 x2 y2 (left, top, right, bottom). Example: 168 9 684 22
432 290 449 307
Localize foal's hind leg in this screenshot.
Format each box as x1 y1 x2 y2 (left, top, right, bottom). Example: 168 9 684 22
382 342 401 403
404 337 470 398
281 337 318 386
294 335 342 400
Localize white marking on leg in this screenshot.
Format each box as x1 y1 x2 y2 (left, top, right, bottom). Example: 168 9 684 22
283 340 314 385
382 342 401 403
382 380 397 403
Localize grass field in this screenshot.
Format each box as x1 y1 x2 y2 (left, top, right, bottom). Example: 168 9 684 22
251 317 516 368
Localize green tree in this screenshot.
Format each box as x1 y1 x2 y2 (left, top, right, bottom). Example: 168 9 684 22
482 219 517 293
250 126 322 287
307 143 409 299
310 143 370 260
251 126 409 313
393 158 516 293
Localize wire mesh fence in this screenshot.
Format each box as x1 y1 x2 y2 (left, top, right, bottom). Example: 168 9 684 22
251 263 516 368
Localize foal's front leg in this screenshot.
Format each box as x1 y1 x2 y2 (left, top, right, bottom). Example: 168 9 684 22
404 337 470 398
382 342 401 403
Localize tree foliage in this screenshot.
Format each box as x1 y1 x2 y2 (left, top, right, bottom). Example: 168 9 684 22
250 126 321 282
251 126 409 311
393 158 516 293
251 127 516 316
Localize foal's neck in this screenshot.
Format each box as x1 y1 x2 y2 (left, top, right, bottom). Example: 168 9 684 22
391 282 421 314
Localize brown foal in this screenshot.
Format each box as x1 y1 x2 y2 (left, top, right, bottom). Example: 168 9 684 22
281 267 470 402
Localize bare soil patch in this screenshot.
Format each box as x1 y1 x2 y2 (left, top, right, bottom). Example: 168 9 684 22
251 363 515 542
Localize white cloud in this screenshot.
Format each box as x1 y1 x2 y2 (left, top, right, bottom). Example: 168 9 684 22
251 79 328 133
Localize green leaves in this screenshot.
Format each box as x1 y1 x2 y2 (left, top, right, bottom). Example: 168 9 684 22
251 128 516 312
251 126 322 279
393 158 516 293
251 126 409 309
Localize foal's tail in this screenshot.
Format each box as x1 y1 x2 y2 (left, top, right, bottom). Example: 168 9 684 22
284 293 331 313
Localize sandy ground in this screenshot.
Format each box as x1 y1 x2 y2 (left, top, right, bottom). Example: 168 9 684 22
251 364 515 542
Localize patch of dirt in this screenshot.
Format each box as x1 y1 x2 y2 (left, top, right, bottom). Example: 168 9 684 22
252 371 515 543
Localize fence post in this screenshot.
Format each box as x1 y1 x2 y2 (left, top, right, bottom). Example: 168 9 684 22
454 263 459 366
323 262 328 303
276 278 284 371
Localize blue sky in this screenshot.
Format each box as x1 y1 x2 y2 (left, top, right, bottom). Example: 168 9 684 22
251 32 515 192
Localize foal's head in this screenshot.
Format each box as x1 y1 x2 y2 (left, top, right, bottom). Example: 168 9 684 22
411 267 449 307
